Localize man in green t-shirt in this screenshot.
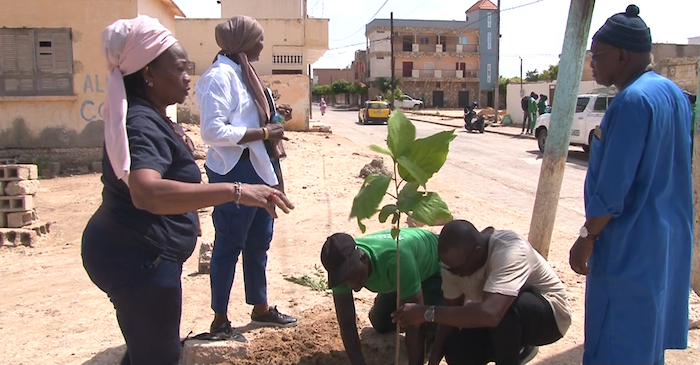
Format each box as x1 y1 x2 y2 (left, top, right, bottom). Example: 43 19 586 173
320 228 443 365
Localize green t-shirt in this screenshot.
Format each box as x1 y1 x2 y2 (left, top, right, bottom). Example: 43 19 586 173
332 228 440 300
528 97 538 113
538 99 547 114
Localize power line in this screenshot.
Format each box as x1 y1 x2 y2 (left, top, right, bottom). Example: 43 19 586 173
330 0 390 42
401 0 431 18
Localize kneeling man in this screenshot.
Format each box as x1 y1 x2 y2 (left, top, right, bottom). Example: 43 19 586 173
392 220 571 365
321 228 443 365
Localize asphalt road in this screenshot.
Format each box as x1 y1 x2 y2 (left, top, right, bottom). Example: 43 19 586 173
316 106 590 233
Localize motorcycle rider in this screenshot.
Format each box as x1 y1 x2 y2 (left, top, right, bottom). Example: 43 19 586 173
464 101 485 133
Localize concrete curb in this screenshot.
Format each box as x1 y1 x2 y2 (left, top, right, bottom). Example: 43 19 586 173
408 117 533 139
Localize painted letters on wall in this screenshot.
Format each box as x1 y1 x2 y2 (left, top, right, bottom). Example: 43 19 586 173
80 74 106 122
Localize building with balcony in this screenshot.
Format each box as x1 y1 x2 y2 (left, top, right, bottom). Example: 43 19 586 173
364 0 499 108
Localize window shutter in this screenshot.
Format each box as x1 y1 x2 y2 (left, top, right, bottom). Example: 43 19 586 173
1 33 18 74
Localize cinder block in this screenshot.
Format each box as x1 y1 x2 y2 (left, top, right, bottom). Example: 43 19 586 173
0 195 34 213
0 228 37 247
0 213 6 228
0 164 39 181
0 181 5 196
4 180 40 196
6 210 38 228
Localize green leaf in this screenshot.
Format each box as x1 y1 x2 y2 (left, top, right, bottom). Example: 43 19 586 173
397 156 429 187
369 144 393 157
391 227 401 239
387 110 415 158
411 192 453 226
398 130 456 184
397 182 422 213
379 204 397 223
350 174 392 221
392 212 400 224
357 218 367 233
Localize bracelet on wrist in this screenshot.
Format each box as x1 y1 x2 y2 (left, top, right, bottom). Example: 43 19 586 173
262 127 270 140
234 182 242 206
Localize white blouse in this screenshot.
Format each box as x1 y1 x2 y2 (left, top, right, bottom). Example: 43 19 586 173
195 55 278 186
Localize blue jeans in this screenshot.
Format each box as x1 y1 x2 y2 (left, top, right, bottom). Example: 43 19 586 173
205 156 275 315
81 216 183 365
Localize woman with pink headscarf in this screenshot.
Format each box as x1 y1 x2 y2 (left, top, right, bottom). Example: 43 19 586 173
81 16 294 365
195 15 296 343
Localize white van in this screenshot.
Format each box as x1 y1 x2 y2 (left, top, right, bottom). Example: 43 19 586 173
534 88 617 153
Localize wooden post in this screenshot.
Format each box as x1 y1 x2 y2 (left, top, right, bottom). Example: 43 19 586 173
390 12 395 107
493 0 501 122
692 55 700 296
528 0 596 258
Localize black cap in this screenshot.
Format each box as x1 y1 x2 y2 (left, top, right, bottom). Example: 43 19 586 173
592 5 652 53
320 233 360 288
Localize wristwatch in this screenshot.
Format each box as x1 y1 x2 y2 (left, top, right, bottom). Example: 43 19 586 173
579 225 599 241
424 305 436 323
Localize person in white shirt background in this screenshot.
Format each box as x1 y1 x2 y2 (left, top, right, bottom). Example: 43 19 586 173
195 15 296 343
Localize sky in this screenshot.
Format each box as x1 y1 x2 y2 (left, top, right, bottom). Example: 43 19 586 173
173 0 700 78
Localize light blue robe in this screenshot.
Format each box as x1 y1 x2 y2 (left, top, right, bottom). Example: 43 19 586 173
583 71 693 365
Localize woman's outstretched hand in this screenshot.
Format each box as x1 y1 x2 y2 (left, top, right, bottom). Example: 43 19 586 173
239 184 294 218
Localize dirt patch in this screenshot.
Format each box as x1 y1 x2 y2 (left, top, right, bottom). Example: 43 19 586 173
235 305 396 365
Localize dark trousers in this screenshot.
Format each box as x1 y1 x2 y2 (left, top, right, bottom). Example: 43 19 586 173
82 218 183 365
368 273 444 343
445 288 562 365
205 155 275 314
522 111 531 133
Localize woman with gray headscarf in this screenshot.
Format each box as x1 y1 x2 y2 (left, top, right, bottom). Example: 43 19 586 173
195 15 296 342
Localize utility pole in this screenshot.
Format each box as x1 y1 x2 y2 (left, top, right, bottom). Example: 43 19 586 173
692 55 700 296
493 0 501 122
527 0 596 259
390 12 395 107
519 56 524 96
308 64 313 120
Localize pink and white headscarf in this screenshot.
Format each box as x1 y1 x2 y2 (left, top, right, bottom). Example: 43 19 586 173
101 15 178 184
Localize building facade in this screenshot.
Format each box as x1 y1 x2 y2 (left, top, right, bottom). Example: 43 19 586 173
175 0 329 131
313 68 356 86
0 0 183 166
364 0 499 108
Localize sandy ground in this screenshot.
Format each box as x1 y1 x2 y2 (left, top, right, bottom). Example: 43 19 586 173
0 123 698 365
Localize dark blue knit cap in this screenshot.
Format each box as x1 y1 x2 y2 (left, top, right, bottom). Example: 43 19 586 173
592 4 652 53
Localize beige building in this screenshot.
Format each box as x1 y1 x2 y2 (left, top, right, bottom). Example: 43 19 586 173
175 0 329 131
0 0 184 166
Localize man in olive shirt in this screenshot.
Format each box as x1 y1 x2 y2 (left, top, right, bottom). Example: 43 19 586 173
321 228 443 365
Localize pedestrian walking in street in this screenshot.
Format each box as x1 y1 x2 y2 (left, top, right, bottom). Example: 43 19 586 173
82 15 294 365
320 97 327 116
195 15 298 343
569 5 693 365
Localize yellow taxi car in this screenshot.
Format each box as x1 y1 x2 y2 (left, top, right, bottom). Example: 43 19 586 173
358 100 392 125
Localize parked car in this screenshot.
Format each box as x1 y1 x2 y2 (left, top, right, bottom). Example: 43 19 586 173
393 95 424 109
358 100 392 125
534 88 617 153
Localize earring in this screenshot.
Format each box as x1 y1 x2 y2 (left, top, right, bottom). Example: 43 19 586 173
145 78 154 87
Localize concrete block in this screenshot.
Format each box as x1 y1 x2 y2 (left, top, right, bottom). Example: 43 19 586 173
198 241 213 274
91 162 103 173
0 228 37 247
6 210 38 228
0 164 39 181
0 195 34 212
180 340 250 365
0 213 6 228
0 181 5 196
4 180 40 196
